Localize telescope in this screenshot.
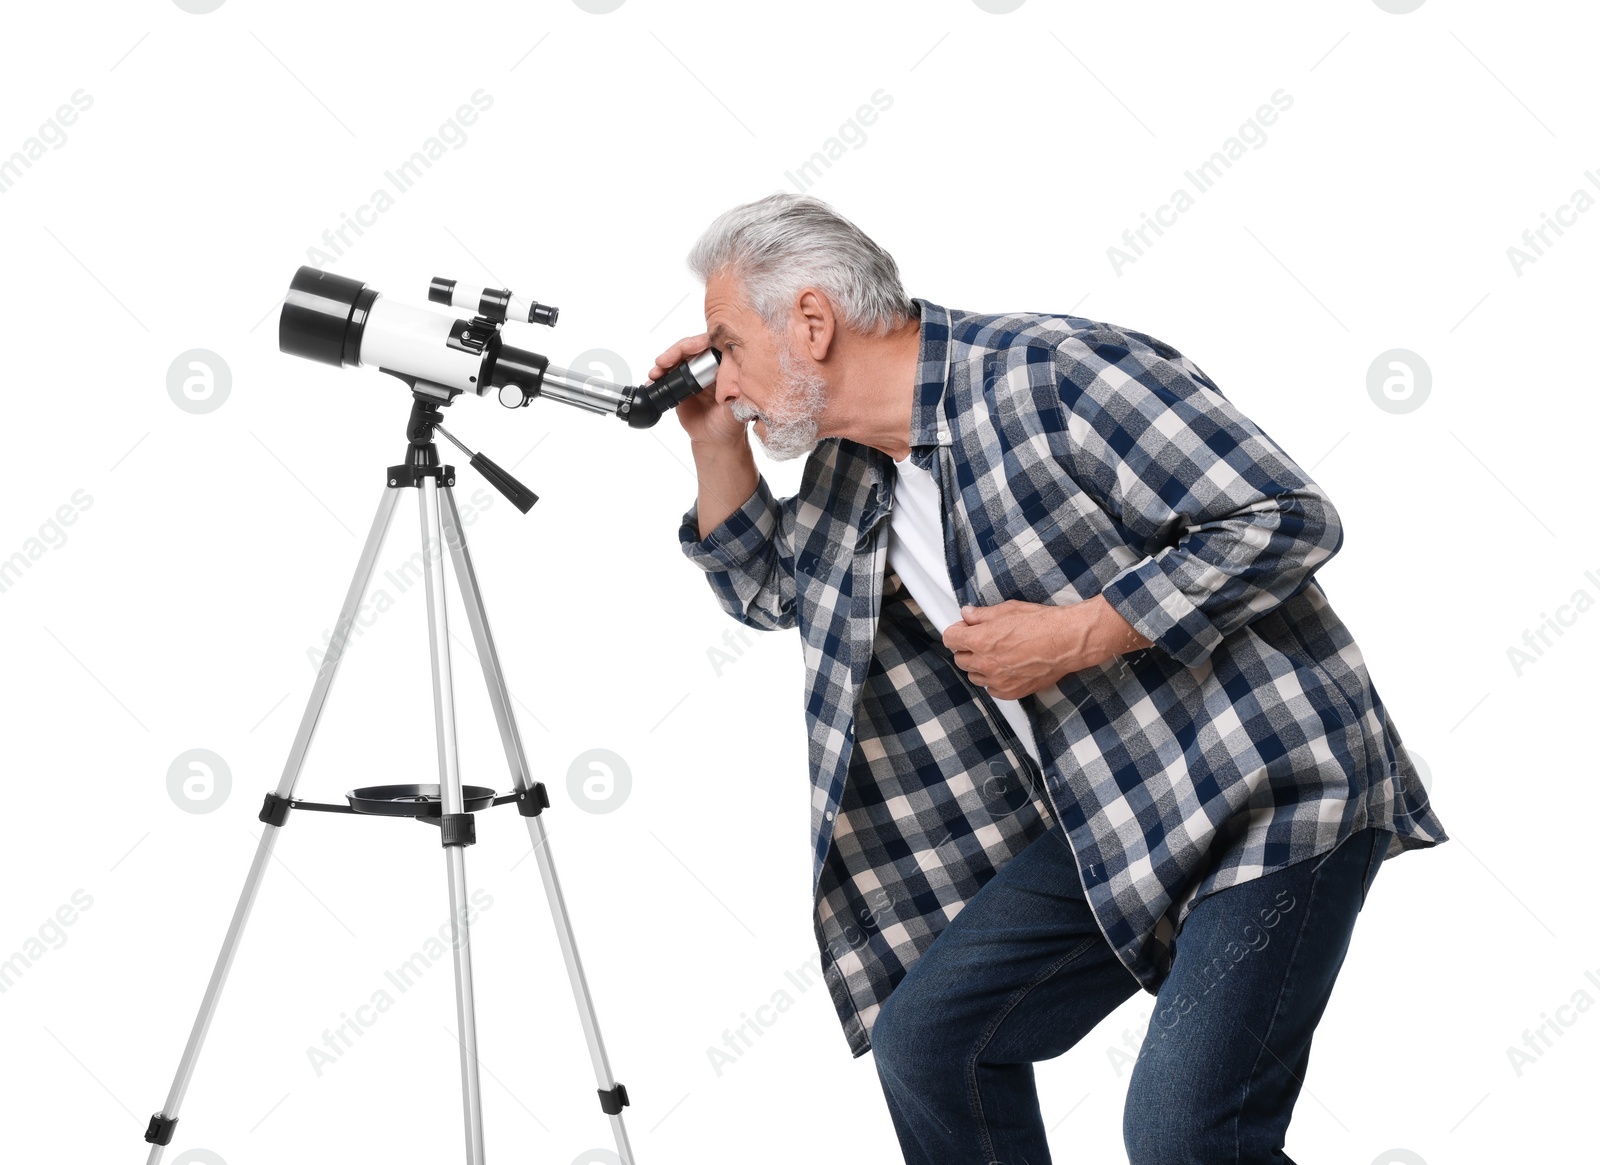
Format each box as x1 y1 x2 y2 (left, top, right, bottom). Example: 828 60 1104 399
277 265 719 428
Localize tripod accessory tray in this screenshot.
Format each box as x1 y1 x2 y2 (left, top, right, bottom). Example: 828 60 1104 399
257 782 552 852
347 783 496 816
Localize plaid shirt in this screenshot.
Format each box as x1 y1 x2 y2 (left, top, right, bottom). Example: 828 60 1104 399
678 299 1447 1058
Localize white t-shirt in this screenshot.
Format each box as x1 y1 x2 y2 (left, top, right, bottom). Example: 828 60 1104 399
886 452 1043 765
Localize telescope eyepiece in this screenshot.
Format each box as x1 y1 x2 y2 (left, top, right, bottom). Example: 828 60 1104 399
618 348 720 429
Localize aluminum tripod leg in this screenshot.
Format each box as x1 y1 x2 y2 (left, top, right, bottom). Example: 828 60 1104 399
144 487 401 1165
418 475 487 1165
439 485 637 1165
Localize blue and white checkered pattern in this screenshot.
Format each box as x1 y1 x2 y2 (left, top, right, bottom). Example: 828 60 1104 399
679 299 1447 1057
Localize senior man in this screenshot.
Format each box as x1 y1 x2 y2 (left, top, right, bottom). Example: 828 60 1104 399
650 193 1445 1165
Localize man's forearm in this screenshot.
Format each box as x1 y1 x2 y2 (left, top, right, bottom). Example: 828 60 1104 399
1077 595 1155 666
947 594 1157 700
691 437 759 540
1039 595 1155 677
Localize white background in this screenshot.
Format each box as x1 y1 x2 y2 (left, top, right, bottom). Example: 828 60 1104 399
1 2 1594 1163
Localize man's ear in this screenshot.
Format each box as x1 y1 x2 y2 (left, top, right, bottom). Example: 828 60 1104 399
794 287 836 361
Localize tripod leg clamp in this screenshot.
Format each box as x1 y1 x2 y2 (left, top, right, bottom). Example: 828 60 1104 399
597 1083 630 1115
516 783 551 817
144 1113 178 1146
259 793 291 827
440 812 476 847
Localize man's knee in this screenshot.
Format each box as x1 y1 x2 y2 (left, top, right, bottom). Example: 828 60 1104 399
869 989 917 1073
871 985 952 1085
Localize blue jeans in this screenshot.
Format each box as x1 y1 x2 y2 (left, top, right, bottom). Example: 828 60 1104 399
870 819 1392 1164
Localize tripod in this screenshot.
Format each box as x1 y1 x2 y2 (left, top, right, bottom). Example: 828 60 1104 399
143 394 636 1164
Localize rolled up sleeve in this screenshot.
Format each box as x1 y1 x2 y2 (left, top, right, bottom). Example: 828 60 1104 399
1053 331 1343 668
679 474 798 631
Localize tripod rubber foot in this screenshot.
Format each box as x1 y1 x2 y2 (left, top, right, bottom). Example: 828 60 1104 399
144 1113 178 1146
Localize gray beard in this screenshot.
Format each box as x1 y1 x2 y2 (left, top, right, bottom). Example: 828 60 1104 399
731 342 826 461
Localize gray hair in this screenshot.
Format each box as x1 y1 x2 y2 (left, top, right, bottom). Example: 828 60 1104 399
687 193 914 338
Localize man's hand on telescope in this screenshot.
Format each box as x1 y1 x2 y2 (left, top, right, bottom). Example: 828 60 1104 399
651 333 746 446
